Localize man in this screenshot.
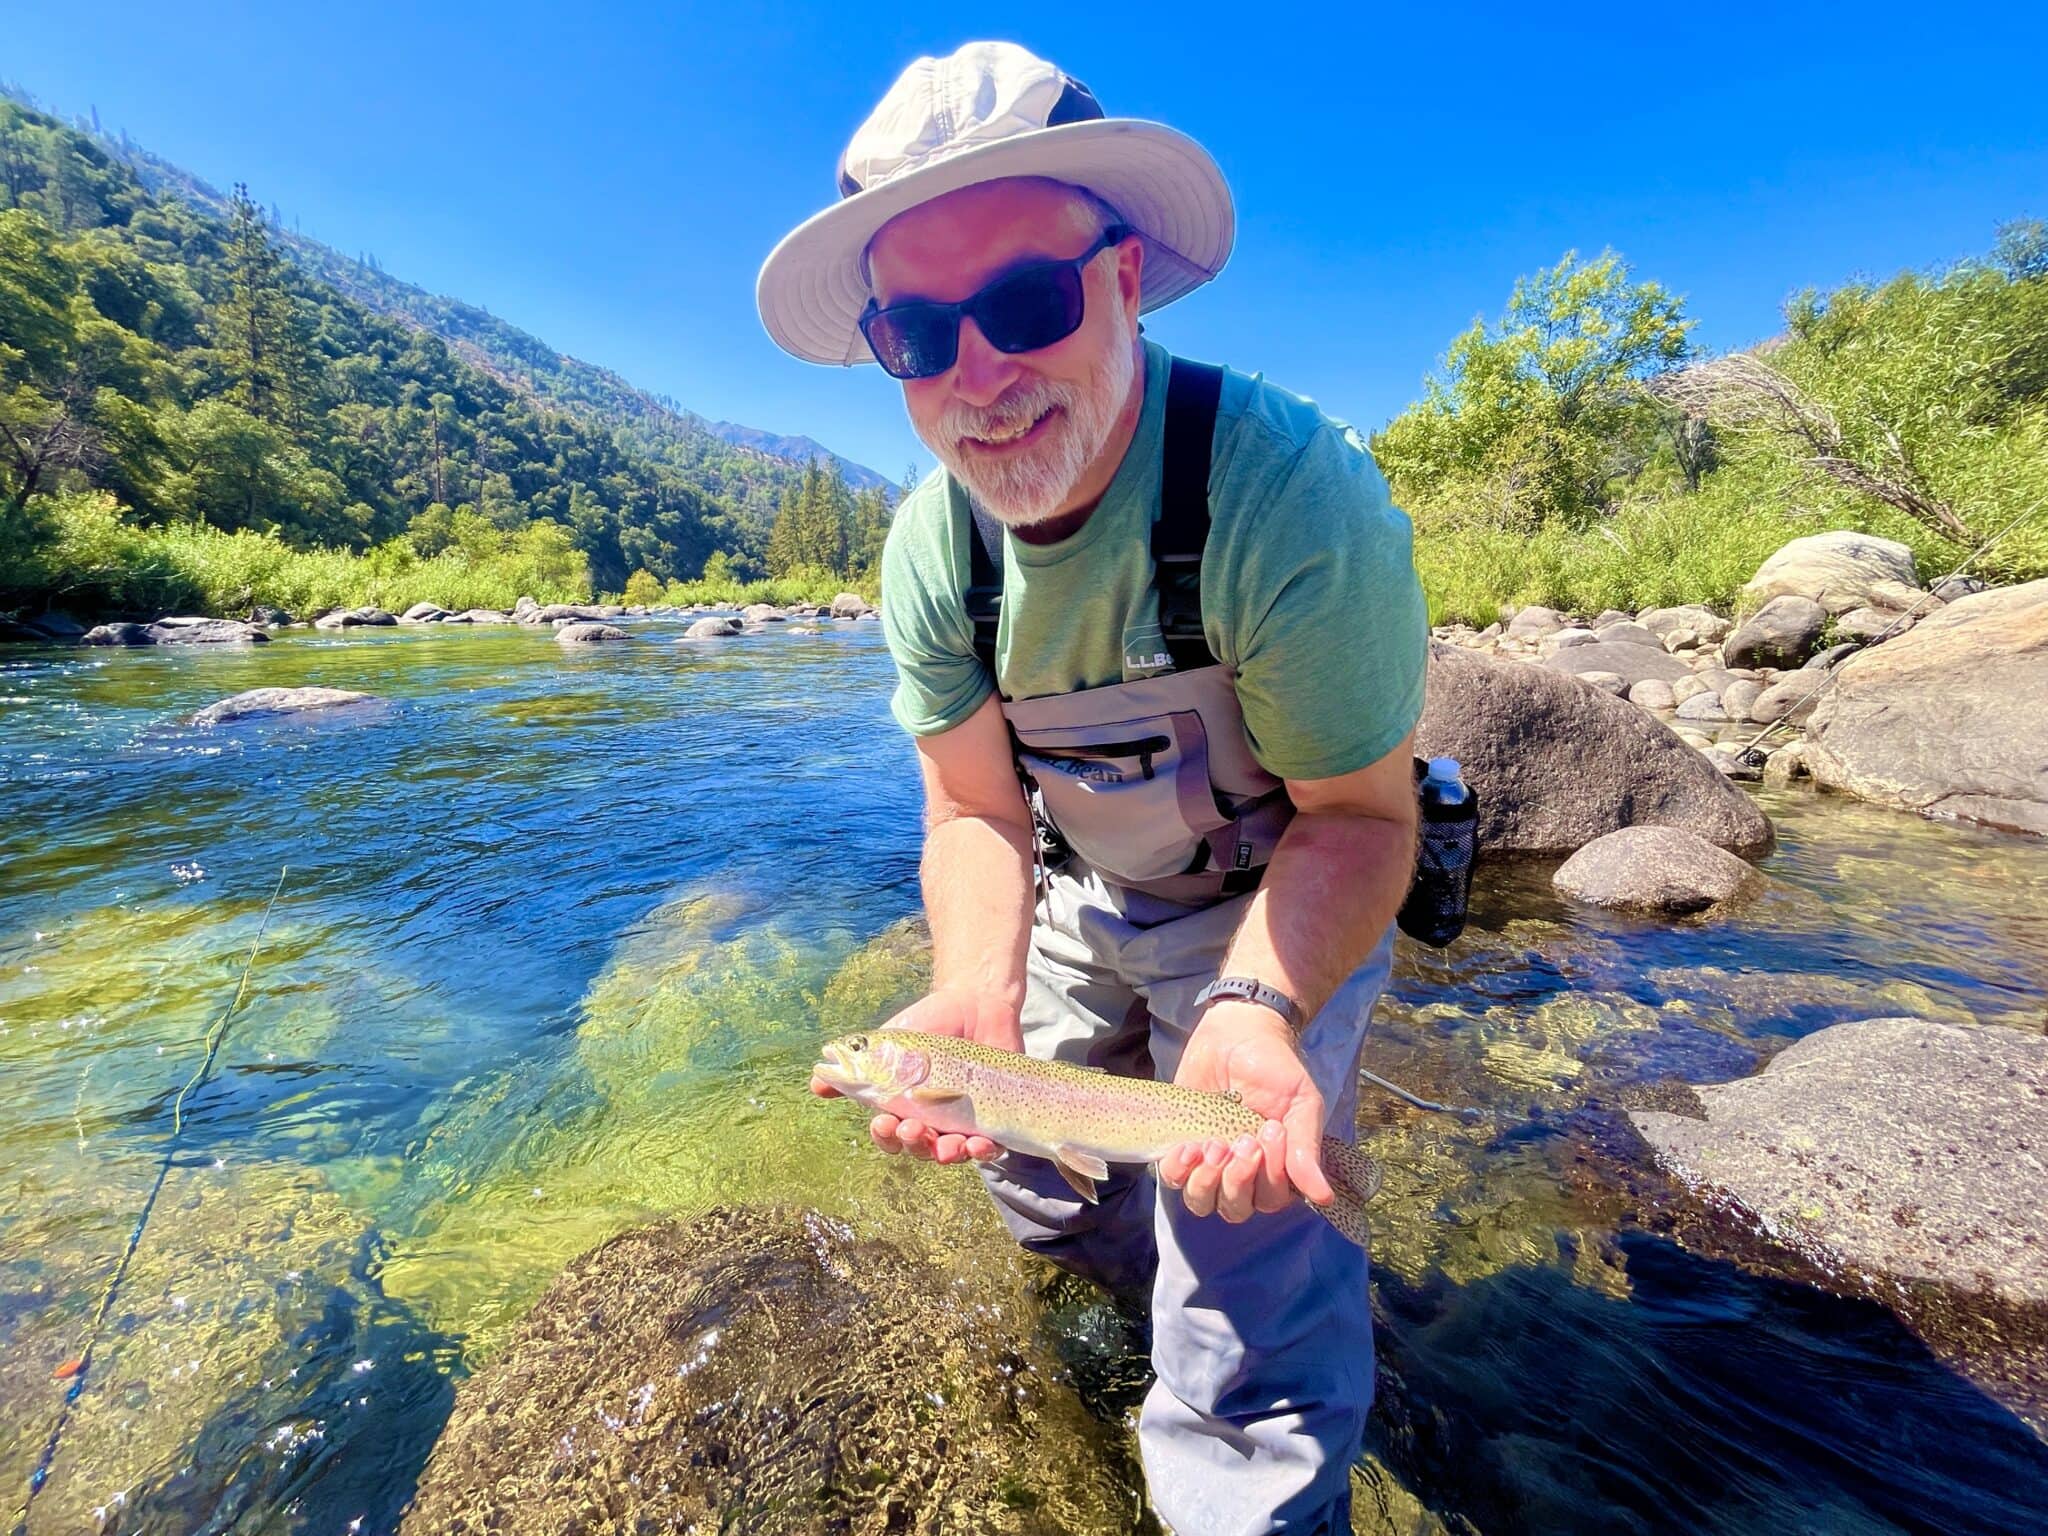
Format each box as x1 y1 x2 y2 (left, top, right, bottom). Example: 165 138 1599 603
759 41 1427 1536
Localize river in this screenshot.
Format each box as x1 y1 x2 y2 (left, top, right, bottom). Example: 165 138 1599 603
1 619 2044 1534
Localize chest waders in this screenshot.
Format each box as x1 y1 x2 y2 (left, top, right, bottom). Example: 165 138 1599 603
966 358 1297 904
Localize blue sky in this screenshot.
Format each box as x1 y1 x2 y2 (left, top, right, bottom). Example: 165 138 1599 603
9 2 2045 481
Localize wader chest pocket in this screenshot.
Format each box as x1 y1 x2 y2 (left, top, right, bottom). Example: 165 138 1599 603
1012 710 1232 886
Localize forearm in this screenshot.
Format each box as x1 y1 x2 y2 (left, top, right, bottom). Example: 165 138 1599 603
921 812 1035 1010
1220 809 1415 1022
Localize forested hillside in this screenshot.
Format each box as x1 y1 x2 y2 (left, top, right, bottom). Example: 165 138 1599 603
0 88 896 616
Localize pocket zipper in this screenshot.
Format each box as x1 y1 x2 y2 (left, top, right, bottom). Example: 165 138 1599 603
1027 733 1172 780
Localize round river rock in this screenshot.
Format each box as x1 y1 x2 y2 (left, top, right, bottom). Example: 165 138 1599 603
402 1206 1131 1536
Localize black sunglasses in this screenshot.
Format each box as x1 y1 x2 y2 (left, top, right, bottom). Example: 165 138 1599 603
859 225 1130 381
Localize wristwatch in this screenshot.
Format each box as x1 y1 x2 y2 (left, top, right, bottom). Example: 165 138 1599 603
1192 976 1306 1032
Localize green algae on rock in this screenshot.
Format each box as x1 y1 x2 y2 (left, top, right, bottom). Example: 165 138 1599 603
401 1207 1142 1536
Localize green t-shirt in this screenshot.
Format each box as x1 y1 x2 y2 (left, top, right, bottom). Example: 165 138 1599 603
880 339 1427 782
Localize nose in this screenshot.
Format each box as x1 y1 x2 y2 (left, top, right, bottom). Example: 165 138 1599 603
947 317 1024 408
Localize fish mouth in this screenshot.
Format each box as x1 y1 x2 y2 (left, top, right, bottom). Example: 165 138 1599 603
812 1040 856 1090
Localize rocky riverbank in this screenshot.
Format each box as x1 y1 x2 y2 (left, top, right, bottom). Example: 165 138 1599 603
1430 532 2046 838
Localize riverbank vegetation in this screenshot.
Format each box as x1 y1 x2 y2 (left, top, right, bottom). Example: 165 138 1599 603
0 95 893 622
1379 229 2048 625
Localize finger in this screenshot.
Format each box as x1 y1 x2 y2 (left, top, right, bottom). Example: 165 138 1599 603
1218 1135 1262 1223
896 1118 937 1161
1283 1101 1334 1206
1253 1119 1291 1213
810 1074 841 1099
1158 1142 1199 1190
869 1113 904 1154
1180 1140 1230 1219
931 1133 970 1163
965 1135 999 1161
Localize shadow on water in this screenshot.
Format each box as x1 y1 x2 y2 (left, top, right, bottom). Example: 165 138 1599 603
1370 1233 2048 1536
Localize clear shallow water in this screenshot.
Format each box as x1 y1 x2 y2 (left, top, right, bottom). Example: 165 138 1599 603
0 621 2044 1534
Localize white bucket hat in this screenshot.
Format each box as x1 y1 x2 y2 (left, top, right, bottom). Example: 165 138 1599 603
757 41 1234 367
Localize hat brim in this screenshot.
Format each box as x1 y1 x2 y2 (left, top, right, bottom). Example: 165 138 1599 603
757 118 1233 367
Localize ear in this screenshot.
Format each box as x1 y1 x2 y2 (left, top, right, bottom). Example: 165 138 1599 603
1114 236 1145 322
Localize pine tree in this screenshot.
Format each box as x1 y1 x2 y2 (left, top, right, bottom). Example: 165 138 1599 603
217 183 317 433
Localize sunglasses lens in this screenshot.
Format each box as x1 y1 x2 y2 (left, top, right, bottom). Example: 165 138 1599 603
976 265 1086 356
862 307 956 380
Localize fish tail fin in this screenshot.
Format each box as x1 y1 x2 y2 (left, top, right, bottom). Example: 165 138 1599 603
1313 1136 1383 1248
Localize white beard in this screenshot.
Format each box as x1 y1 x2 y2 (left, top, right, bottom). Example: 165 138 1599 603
922 332 1137 529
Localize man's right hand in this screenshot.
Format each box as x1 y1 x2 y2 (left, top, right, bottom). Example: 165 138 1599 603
810 987 1020 1165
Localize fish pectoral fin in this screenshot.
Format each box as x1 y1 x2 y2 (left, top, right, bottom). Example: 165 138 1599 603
906 1085 969 1108
1050 1145 1110 1204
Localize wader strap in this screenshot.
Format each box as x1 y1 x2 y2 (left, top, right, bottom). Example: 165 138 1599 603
964 355 1226 685
966 504 1004 685
1155 358 1223 672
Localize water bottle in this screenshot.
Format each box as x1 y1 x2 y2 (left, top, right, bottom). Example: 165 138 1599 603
1398 757 1478 948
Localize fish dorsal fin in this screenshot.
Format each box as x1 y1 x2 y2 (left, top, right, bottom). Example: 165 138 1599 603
1050 1145 1109 1204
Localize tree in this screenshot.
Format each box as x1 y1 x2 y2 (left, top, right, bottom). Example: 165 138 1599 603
215 183 317 433
622 568 663 605
1373 250 1694 529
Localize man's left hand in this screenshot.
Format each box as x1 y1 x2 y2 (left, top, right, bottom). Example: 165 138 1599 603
1159 1001 1333 1222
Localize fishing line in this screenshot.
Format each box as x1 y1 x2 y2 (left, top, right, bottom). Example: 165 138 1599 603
10 867 290 1536
1733 497 2045 764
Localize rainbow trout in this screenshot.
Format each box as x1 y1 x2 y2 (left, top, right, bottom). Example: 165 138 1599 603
813 1028 1381 1246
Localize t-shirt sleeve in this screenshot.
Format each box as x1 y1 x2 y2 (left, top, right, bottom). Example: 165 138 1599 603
880 498 996 737
1214 423 1428 781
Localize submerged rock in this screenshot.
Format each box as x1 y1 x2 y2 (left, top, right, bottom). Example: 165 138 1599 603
1552 825 1767 915
402 1207 1132 1536
147 617 269 644
81 621 156 645
1803 579 2048 835
190 686 378 725
1417 643 1773 855
1741 531 1924 615
554 621 630 644
1630 1018 2048 1308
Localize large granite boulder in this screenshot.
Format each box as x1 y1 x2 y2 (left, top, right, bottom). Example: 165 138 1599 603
1630 1018 2048 1307
1723 594 1827 669
1802 579 2048 834
146 617 268 644
741 603 786 622
1740 531 1924 615
400 602 450 623
1417 643 1773 855
535 603 605 623
682 616 744 639
1541 640 1693 687
1552 825 1766 914
401 1207 1130 1536
830 591 870 619
1592 620 1661 649
190 687 377 725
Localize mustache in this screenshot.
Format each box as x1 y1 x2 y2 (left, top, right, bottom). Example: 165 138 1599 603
939 378 1076 447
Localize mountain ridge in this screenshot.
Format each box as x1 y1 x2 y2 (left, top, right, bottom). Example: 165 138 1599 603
0 81 892 499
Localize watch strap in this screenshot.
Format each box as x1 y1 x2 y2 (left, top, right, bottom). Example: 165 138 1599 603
1193 975 1306 1032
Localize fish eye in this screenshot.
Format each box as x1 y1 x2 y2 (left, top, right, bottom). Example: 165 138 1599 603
845 1034 867 1051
